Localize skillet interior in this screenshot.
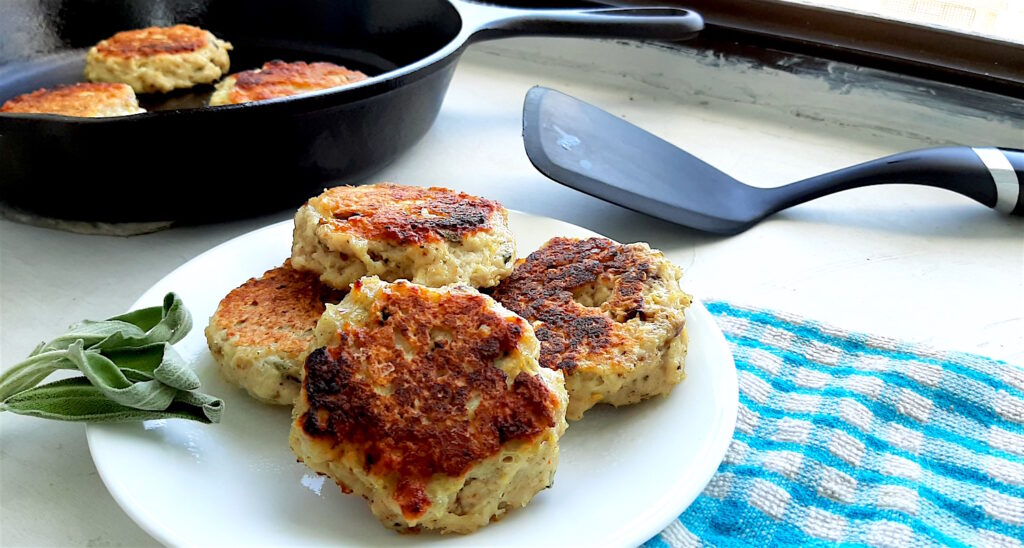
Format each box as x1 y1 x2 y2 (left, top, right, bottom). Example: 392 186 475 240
0 0 469 222
0 0 462 111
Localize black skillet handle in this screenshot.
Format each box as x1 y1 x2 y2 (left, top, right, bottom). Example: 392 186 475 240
768 146 1024 216
454 1 704 43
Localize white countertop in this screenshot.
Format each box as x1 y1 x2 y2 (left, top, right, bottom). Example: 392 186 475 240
1 37 1022 546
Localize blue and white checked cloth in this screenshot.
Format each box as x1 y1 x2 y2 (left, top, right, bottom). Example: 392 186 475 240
647 301 1024 547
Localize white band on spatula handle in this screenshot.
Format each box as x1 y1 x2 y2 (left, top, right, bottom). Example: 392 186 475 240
972 147 1020 214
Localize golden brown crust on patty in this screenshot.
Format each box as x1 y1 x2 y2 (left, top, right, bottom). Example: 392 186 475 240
0 83 143 117
300 279 560 519
307 183 502 247
93 25 211 58
492 237 691 419
210 260 344 355
491 237 656 373
210 61 367 105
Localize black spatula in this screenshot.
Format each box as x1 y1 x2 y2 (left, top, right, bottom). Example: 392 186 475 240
522 87 1024 234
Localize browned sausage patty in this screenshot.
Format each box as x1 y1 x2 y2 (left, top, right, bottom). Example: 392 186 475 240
290 276 567 533
205 260 344 405
291 183 516 290
492 237 691 420
85 25 232 93
1 83 144 117
209 60 367 105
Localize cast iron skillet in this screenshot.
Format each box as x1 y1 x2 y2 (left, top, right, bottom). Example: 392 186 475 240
0 0 703 222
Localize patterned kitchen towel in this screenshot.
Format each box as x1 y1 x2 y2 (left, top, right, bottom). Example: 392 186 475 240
646 301 1024 547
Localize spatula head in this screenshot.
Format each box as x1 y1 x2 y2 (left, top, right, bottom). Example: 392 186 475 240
522 86 762 234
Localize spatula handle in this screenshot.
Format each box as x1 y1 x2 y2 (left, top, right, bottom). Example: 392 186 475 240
770 146 1024 216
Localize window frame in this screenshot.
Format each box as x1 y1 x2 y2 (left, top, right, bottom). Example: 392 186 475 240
613 0 1024 99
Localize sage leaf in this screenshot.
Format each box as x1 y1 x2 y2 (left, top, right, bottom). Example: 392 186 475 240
28 341 46 358
0 366 61 402
103 344 200 391
40 293 192 353
0 292 222 424
38 319 147 353
100 293 192 347
0 351 75 401
173 390 224 424
107 304 163 333
0 378 216 424
65 341 177 411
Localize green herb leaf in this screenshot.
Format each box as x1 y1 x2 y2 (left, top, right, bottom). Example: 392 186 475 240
99 293 192 348
27 341 47 358
0 377 217 423
0 293 223 424
38 293 192 354
103 343 200 391
0 351 75 401
65 340 178 411
173 389 225 424
37 319 148 354
107 304 164 333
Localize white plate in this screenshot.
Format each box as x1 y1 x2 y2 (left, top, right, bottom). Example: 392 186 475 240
86 211 737 547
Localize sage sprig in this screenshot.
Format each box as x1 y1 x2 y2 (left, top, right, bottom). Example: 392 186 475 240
0 293 223 423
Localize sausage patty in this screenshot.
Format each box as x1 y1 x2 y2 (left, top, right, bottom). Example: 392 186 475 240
209 60 367 105
289 276 568 533
85 25 232 93
291 183 516 290
492 237 691 420
1 83 144 117
205 261 344 405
